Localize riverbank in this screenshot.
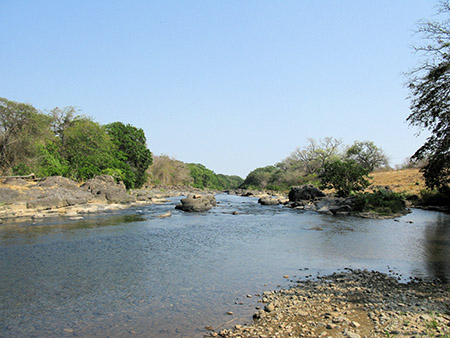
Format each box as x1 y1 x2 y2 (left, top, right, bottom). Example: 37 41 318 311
0 175 211 223
212 269 450 338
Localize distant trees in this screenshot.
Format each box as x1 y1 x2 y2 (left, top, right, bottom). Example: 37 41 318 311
284 137 343 175
0 97 153 189
407 1 450 192
240 137 388 191
147 155 193 186
187 163 243 190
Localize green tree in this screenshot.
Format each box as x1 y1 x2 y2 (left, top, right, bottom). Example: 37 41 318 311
104 122 153 189
319 159 371 197
345 140 389 171
407 1 450 192
0 97 53 175
62 118 115 181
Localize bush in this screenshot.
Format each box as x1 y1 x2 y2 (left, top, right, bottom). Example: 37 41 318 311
419 188 450 206
353 189 406 215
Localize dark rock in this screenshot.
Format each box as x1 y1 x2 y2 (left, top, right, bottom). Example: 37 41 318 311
258 197 280 205
175 194 216 212
289 185 325 201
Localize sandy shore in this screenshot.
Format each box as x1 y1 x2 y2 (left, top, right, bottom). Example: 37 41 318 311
211 269 450 338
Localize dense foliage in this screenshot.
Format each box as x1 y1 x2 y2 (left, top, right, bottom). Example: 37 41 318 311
407 1 450 193
319 159 371 197
105 122 153 189
353 189 406 215
187 163 243 190
0 98 153 188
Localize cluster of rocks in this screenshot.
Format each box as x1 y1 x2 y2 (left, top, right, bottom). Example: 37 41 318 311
212 269 450 338
254 185 409 218
0 175 168 222
175 194 217 212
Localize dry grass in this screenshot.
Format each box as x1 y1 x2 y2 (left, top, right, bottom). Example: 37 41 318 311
368 168 425 195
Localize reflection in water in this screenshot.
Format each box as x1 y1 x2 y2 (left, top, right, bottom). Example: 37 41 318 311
424 214 450 282
0 214 146 243
0 195 449 338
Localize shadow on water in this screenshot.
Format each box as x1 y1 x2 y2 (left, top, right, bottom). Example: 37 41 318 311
424 214 450 282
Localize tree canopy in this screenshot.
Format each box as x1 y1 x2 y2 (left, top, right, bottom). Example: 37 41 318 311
0 98 153 189
407 1 450 192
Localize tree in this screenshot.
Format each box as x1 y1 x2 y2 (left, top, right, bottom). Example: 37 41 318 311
104 122 153 189
284 137 343 175
345 140 389 171
62 118 116 181
319 159 371 197
0 97 53 175
407 1 450 191
147 155 193 186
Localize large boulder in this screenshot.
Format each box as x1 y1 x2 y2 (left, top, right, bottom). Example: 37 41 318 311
288 185 325 202
81 175 135 204
258 197 281 205
26 189 93 209
175 194 216 212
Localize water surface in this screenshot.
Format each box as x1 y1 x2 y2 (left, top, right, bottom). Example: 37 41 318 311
1 194 449 337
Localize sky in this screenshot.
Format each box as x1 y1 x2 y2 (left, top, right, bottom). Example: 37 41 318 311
0 0 438 178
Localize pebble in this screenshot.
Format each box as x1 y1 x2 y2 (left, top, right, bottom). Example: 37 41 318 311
213 270 450 338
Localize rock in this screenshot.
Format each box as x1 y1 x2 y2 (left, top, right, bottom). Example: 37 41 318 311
288 185 325 202
38 176 79 190
157 211 172 219
175 194 216 212
0 187 21 205
345 332 361 338
82 175 135 204
27 195 67 210
258 197 280 205
264 303 275 312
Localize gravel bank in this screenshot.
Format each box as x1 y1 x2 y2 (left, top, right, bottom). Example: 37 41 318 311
212 270 450 338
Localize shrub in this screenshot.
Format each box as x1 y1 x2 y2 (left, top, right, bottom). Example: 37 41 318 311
353 189 406 215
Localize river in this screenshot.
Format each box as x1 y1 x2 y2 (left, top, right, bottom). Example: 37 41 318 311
0 194 449 337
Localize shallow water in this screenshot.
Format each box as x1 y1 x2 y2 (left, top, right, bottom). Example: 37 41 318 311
0 194 449 337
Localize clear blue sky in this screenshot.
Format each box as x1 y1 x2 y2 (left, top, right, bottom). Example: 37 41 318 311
0 1 436 177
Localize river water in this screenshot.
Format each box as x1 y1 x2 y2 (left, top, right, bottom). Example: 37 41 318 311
0 194 449 337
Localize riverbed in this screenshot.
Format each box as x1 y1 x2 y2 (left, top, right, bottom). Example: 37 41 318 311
0 194 449 337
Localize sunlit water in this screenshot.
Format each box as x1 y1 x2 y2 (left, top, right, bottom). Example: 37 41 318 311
1 194 449 337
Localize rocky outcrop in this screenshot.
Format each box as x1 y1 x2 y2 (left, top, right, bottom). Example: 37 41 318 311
175 194 216 212
81 175 134 204
288 185 325 201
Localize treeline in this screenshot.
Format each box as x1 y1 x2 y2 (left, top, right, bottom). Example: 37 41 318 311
0 97 152 189
147 155 243 190
241 137 390 192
